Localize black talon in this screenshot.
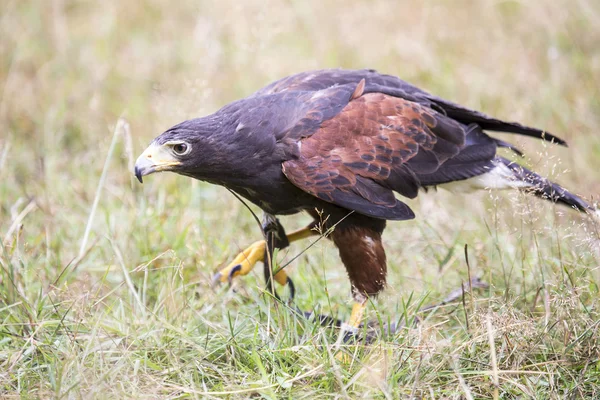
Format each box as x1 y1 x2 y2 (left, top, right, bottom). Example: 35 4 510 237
228 264 242 286
293 307 343 327
286 276 296 302
342 328 361 344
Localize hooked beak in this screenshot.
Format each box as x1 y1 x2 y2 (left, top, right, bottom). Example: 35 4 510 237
134 143 181 183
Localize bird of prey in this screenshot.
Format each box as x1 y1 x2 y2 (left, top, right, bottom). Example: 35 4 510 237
135 68 595 333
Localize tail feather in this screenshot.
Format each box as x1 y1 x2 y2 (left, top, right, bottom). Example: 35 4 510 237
498 157 593 213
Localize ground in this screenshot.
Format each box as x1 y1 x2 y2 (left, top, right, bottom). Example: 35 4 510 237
1 0 600 398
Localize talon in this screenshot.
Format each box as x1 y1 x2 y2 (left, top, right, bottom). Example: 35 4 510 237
213 239 301 294
213 240 266 286
228 264 242 286
212 225 316 293
286 276 296 302
342 324 361 343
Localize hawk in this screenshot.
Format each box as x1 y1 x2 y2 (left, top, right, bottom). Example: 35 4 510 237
135 69 595 332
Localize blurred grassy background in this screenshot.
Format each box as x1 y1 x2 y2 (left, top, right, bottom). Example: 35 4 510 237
2 0 600 397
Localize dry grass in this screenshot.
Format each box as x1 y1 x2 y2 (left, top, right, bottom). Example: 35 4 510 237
1 0 600 398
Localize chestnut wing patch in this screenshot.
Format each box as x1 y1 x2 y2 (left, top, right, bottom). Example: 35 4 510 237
282 93 466 220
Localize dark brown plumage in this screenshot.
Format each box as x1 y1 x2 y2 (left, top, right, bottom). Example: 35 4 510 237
135 68 594 328
282 91 468 220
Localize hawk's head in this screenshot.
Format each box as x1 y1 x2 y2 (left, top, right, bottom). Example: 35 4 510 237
134 117 225 183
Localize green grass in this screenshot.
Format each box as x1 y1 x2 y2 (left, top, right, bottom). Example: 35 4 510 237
2 0 600 397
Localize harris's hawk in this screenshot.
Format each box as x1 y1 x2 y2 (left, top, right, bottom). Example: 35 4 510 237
135 69 595 331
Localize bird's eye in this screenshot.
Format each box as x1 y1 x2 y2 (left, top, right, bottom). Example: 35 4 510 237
172 143 189 155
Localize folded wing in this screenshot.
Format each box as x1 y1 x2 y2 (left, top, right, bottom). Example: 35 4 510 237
283 92 477 220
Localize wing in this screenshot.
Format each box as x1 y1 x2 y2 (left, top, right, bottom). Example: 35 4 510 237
254 68 566 146
282 92 469 220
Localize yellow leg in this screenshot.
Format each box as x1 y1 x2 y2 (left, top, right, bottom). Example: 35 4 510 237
347 301 367 329
213 226 317 285
286 226 317 243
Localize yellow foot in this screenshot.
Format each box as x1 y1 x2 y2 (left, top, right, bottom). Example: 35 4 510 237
212 240 289 287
